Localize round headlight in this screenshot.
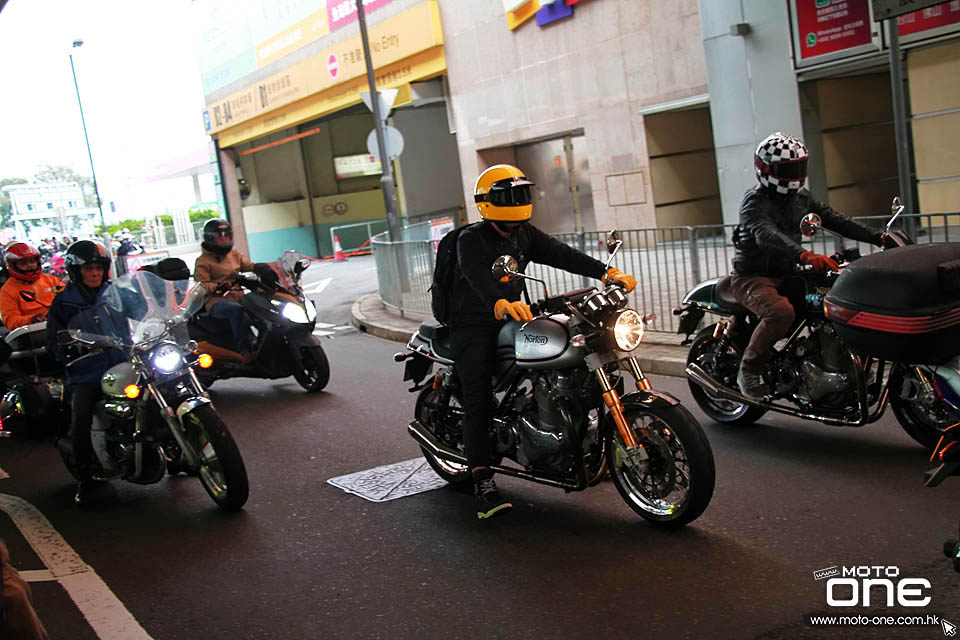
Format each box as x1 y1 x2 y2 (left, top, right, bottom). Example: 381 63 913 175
152 344 184 373
282 302 309 323
613 309 644 352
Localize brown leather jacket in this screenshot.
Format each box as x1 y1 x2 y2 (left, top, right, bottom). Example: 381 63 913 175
194 247 254 310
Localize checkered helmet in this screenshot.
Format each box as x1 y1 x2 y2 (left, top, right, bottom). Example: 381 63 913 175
755 132 808 195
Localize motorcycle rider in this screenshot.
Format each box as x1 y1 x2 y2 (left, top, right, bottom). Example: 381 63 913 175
451 164 637 519
115 232 144 276
0 242 64 330
194 219 256 357
45 241 125 504
731 132 892 399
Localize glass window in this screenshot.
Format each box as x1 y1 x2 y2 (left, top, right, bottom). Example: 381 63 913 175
46 202 53 209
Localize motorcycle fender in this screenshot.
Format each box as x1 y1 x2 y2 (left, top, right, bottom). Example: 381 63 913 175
176 396 212 423
620 389 681 410
173 397 212 467
403 354 433 384
286 333 322 370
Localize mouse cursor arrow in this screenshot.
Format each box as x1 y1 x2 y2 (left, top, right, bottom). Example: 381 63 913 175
943 618 957 637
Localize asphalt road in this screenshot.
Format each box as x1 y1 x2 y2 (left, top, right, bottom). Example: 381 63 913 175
2 257 960 639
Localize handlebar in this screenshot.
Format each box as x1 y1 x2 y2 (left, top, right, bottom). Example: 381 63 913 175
529 282 626 318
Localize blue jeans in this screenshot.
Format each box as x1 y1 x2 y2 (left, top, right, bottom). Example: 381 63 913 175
209 300 251 352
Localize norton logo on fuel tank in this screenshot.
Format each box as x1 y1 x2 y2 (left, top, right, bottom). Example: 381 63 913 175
524 334 548 345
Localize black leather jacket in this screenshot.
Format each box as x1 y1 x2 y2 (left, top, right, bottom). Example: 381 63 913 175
450 222 607 326
732 186 881 277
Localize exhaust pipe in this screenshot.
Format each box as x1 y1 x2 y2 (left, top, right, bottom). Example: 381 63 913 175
408 419 468 466
408 419 581 490
686 362 866 426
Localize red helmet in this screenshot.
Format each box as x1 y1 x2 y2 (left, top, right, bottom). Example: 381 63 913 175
4 242 42 282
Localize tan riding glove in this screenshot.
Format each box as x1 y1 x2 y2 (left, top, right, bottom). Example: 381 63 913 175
604 267 637 293
494 299 533 322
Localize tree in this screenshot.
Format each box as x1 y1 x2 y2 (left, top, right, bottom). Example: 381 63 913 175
34 164 97 207
0 177 28 228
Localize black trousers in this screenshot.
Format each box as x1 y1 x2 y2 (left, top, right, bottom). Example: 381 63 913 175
449 323 500 470
68 383 101 481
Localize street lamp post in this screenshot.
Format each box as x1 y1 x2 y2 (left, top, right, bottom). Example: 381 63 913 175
68 40 107 235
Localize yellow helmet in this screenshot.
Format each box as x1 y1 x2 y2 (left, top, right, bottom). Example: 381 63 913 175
473 164 534 222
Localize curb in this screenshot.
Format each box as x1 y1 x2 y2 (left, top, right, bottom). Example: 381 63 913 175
350 295 418 343
350 293 689 378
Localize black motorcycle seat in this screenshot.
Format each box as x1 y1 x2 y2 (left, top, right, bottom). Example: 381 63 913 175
715 276 749 314
417 321 454 360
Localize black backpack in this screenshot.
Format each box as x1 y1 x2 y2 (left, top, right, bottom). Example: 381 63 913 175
430 223 478 324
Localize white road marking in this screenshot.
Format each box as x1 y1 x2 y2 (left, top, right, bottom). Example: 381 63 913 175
0 493 153 639
333 326 352 331
19 569 55 582
314 322 336 329
302 277 331 295
313 330 335 337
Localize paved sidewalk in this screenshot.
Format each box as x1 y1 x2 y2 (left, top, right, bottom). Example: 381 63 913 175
350 293 690 377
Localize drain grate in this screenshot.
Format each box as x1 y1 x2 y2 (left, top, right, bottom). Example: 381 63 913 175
327 458 447 502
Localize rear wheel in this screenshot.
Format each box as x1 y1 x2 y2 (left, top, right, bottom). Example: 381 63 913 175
891 367 957 450
181 404 249 510
415 384 471 486
687 325 766 426
293 345 330 392
605 403 715 528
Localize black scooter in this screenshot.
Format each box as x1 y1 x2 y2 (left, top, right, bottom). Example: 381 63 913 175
188 252 330 392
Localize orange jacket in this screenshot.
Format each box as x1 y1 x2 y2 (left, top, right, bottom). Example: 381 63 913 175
0 274 64 330
193 247 254 310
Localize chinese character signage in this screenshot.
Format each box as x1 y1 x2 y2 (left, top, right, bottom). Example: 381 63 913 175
897 1 960 41
793 0 875 64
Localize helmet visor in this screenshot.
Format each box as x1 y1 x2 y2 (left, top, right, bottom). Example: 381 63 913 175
475 177 534 207
768 158 808 181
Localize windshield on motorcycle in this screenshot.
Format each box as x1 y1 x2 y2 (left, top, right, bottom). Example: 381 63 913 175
68 270 205 348
267 250 305 293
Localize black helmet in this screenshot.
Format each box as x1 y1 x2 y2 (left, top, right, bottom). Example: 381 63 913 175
202 219 233 255
65 240 111 285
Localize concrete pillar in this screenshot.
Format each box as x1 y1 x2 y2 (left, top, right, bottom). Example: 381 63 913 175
218 149 250 257
192 174 202 204
698 0 804 224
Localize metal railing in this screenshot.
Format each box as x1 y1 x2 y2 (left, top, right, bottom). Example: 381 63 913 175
372 213 959 331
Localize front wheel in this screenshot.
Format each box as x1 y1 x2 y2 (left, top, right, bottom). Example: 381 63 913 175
890 367 957 450
605 403 715 528
181 404 249 510
687 325 766 426
414 384 471 486
292 345 330 392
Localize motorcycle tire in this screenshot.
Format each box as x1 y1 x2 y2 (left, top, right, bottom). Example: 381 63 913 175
414 385 471 486
605 402 715 529
687 325 766 426
292 345 330 392
890 368 955 450
182 404 249 511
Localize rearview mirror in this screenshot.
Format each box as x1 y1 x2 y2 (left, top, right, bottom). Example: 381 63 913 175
800 213 822 238
491 255 519 282
606 230 622 255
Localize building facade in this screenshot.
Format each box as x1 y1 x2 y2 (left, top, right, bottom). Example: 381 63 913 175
2 182 99 241
194 0 960 260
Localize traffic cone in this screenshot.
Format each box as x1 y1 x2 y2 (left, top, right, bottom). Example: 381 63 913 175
332 235 347 261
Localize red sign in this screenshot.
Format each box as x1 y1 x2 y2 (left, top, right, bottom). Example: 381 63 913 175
795 0 873 61
898 1 960 36
328 53 339 79
327 0 398 33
